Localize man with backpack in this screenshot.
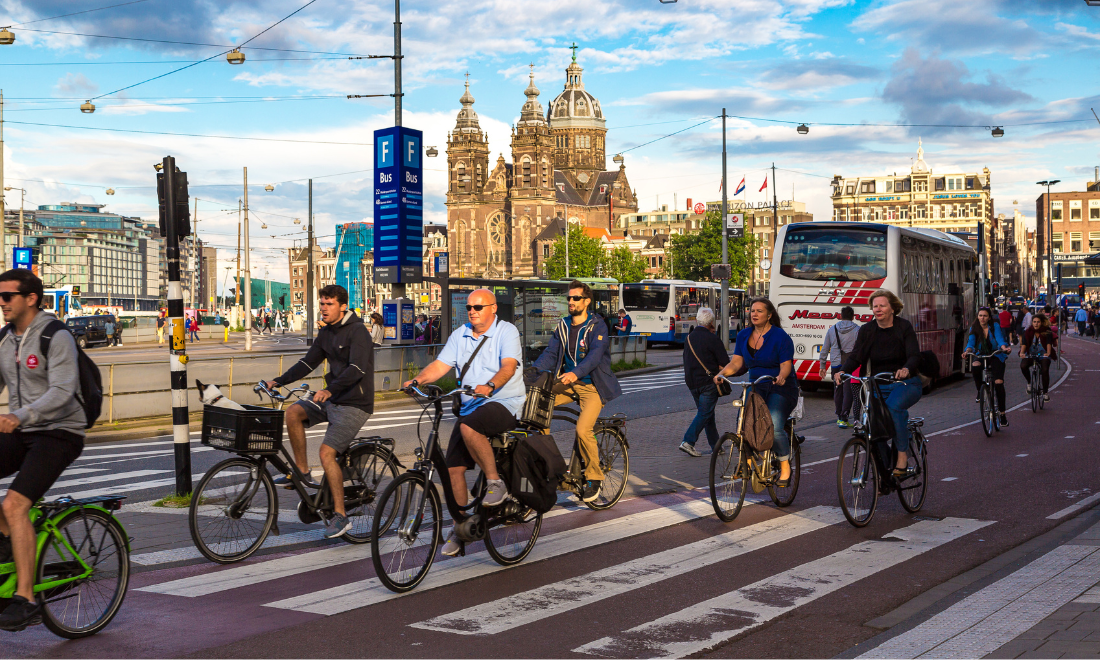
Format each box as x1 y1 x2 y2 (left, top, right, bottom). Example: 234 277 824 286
819 306 860 428
0 269 96 631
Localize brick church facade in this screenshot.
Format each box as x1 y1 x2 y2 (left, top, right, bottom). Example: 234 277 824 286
446 53 638 278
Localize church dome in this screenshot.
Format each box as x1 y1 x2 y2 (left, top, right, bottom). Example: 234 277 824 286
518 65 545 127
546 58 604 126
453 77 481 134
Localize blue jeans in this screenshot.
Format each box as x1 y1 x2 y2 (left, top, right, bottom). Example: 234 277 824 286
763 391 796 462
876 377 922 454
683 383 720 450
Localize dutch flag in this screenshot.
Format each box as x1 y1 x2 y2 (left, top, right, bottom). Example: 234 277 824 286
734 177 746 196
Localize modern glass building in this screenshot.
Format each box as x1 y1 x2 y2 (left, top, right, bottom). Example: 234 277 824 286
335 222 373 310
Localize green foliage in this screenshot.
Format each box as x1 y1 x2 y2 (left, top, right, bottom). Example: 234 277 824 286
611 358 650 373
601 245 649 284
665 210 760 286
153 492 202 508
544 225 654 284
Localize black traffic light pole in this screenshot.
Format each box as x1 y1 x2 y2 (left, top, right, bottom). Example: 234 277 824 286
160 155 192 496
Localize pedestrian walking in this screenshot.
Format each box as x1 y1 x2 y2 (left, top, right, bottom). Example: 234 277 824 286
187 316 200 342
1075 305 1088 336
678 307 729 456
369 312 384 345
414 314 428 344
263 313 273 334
999 306 1016 345
274 311 283 332
104 317 116 348
818 306 860 428
156 313 165 344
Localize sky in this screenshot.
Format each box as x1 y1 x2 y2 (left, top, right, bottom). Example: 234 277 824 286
0 0 1097 287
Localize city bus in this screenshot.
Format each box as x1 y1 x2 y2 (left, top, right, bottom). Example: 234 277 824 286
41 287 84 320
771 222 978 384
622 279 727 345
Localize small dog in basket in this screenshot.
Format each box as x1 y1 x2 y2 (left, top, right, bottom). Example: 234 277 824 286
196 379 245 410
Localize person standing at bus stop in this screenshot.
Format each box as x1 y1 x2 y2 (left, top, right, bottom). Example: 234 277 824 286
818 306 860 428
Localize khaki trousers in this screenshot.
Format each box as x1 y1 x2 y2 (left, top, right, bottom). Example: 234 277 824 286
552 381 605 481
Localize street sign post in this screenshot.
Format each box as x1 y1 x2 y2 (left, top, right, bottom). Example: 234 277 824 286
373 126 424 284
725 212 744 238
435 252 448 274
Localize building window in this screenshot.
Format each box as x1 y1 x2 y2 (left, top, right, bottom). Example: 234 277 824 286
1053 233 1063 252
1089 232 1100 251
1052 209 1062 220
1072 232 1083 252
935 178 945 191
845 185 855 195
1092 206 1100 220
966 178 975 190
1071 200 1082 220
542 244 549 258
886 180 893 193
859 181 875 194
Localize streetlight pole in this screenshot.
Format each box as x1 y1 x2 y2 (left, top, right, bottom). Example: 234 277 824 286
243 167 252 351
1 89 6 272
1037 180 1060 302
4 187 24 250
306 179 315 346
720 108 729 350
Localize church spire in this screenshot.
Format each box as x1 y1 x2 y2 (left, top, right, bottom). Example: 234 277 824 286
453 72 481 133
518 64 545 126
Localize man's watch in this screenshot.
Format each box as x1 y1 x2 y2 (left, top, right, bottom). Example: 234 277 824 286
486 381 497 393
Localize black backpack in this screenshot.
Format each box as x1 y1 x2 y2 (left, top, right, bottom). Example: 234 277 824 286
0 319 103 429
507 434 567 514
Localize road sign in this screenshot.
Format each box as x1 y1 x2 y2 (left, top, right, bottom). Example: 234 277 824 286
435 252 449 274
710 264 731 280
693 202 706 214
12 247 32 270
373 126 424 284
725 213 744 238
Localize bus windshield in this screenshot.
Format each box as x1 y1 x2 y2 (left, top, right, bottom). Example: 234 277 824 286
623 283 670 311
779 227 887 281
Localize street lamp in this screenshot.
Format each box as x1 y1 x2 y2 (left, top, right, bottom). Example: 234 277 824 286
265 184 274 192
426 146 439 157
227 48 245 65
991 126 1004 138
796 123 809 135
613 153 624 165
106 188 115 195
1037 179 1061 301
80 101 95 114
0 28 14 45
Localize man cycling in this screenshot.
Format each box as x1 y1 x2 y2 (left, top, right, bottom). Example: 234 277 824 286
261 285 373 539
0 270 86 631
403 289 525 557
532 281 622 502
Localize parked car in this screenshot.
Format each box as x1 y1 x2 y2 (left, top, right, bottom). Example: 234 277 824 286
66 315 112 349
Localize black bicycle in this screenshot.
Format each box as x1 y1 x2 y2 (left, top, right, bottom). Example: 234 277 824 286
964 349 1010 436
551 400 630 511
370 384 543 593
1026 354 1051 413
189 382 401 564
709 375 804 523
835 373 928 527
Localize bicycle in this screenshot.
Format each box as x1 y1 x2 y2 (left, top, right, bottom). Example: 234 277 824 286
548 397 630 510
835 372 928 527
0 495 129 638
708 375 804 523
1026 354 1051 412
189 382 401 564
963 349 1010 436
370 384 543 593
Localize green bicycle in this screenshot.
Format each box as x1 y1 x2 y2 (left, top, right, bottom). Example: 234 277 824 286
0 495 130 638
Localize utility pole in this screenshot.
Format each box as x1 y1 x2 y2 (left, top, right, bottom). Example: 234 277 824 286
235 202 241 307
191 197 198 311
243 168 252 351
720 108 729 350
771 162 779 297
394 0 402 127
306 179 315 345
1 89 6 272
160 156 191 496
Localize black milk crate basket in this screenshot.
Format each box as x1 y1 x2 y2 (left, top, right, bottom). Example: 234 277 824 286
520 373 556 430
201 404 284 455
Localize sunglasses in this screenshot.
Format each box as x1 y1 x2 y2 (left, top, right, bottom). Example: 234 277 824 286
567 296 588 302
0 292 26 303
466 303 494 312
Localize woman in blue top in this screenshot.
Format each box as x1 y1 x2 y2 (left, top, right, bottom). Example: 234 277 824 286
963 307 1011 427
714 297 798 486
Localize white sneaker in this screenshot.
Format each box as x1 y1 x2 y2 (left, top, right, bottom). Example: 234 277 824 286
441 530 463 557
483 479 509 507
679 442 702 457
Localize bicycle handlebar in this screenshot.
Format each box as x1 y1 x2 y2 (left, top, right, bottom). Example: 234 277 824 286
835 371 899 385
253 381 310 402
964 349 1011 359
402 381 480 401
716 374 778 387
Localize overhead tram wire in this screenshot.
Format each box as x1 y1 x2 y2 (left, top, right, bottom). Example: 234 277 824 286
0 56 362 65
4 120 373 145
11 27 379 57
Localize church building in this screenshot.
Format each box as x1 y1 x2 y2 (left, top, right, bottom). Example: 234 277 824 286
446 50 638 279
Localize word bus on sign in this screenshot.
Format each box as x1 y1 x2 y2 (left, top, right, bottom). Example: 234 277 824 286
373 126 424 284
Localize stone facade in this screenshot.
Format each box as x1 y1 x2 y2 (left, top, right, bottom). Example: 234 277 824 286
447 55 638 279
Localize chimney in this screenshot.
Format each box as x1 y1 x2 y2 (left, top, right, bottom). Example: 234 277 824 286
686 198 692 211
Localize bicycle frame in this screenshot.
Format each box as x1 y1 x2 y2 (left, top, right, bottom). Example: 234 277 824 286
720 375 786 484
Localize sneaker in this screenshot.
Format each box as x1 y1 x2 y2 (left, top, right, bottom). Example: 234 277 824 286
975 393 981 402
324 513 351 539
0 595 41 632
999 413 1009 427
0 534 10 564
1026 384 1033 394
483 479 509 507
441 530 463 557
678 442 702 457
837 419 851 429
581 480 602 503
1044 392 1050 401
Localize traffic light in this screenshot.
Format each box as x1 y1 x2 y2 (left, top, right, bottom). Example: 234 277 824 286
279 294 286 308
1079 283 1085 299
157 167 190 237
992 282 999 299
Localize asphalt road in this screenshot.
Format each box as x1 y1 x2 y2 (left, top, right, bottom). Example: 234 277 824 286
5 341 1100 658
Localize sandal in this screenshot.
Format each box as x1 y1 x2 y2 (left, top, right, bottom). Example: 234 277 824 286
775 478 790 488
892 466 911 478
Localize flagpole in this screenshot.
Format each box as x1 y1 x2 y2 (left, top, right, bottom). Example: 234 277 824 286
720 108 729 350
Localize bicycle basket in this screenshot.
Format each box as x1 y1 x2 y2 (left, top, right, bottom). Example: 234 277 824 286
201 404 283 455
520 373 555 430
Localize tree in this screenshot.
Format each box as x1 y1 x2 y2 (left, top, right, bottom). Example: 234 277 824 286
600 245 649 284
544 225 603 279
665 210 760 287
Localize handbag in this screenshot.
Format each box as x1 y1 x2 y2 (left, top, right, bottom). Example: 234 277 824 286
687 334 731 397
453 336 490 417
741 390 774 452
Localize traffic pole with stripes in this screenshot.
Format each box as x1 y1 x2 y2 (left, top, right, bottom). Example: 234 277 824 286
162 155 192 496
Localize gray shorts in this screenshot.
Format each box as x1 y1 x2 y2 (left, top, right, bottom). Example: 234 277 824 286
293 398 371 454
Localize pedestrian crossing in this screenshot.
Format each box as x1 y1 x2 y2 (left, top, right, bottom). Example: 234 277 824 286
127 490 995 659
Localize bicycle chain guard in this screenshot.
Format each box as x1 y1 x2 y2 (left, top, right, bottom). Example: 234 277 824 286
454 513 486 543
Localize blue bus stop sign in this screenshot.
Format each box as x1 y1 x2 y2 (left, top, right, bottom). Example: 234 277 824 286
373 125 424 284
12 247 32 270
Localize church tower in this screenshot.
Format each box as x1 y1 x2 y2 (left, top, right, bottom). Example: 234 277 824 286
445 77 492 277
547 46 607 198
509 66 556 277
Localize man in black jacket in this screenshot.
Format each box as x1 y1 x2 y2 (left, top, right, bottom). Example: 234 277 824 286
262 285 373 538
679 307 730 456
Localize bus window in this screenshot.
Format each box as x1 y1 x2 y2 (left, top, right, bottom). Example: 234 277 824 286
42 294 55 313
623 283 670 311
779 226 887 281
939 260 946 293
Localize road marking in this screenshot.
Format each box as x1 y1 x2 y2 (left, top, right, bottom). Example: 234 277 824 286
50 471 234 501
411 506 847 636
856 545 1100 659
76 447 215 462
1066 436 1076 439
1048 491 1100 520
1016 454 1028 457
265 497 725 616
941 477 958 482
574 517 992 658
0 469 168 498
0 468 105 486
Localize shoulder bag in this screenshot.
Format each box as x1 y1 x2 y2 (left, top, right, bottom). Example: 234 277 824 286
832 325 850 370
687 334 731 397
453 335 490 417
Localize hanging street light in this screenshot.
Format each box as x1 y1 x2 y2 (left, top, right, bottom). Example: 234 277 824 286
797 123 809 135
261 223 267 229
991 126 1005 138
426 146 439 157
613 153 624 164
227 48 245 65
265 184 274 192
80 100 95 113
293 217 301 224
0 28 14 45
106 188 115 195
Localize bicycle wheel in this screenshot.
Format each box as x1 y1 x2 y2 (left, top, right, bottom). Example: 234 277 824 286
189 457 276 564
837 437 878 528
1031 374 1039 413
709 432 746 522
585 427 629 511
341 445 400 544
1040 379 1047 409
37 508 130 639
371 472 441 593
979 386 994 437
484 502 543 566
898 431 928 513
768 425 801 508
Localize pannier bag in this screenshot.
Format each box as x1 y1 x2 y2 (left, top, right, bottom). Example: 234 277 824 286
520 370 556 430
508 433 567 514
741 391 774 452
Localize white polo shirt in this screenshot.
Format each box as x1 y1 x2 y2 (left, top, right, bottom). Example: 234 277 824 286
437 316 525 416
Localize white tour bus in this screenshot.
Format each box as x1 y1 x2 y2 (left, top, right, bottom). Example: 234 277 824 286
622 279 744 344
770 222 978 385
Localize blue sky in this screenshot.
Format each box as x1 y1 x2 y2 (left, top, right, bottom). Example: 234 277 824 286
0 0 1097 283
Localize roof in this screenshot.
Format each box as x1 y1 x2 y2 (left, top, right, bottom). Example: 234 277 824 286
582 227 610 241
554 172 587 205
585 171 620 206
534 216 567 242
643 234 669 249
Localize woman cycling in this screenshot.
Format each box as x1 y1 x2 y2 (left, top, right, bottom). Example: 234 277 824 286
1020 313 1055 401
714 297 797 486
963 307 1011 427
839 289 921 478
